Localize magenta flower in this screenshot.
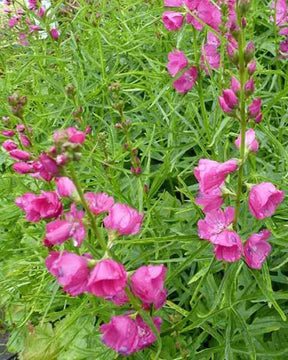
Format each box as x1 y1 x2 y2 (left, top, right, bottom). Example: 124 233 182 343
87 259 127 297
244 79 255 94
13 162 34 174
99 315 161 355
19 134 31 147
1 130 15 137
198 207 240 246
173 66 198 93
85 192 114 215
54 127 86 145
45 251 90 296
9 150 31 161
195 188 224 213
15 191 63 223
131 264 167 310
218 89 239 113
55 177 77 198
201 44 220 72
248 60 256 75
104 289 129 306
231 76 240 93
194 158 238 193
8 16 20 28
167 49 188 77
46 203 86 246
214 238 243 263
2 140 18 151
235 129 259 152
248 182 284 219
50 28 59 41
165 0 183 6
162 11 184 31
270 0 287 25
39 152 59 175
244 230 272 269
104 203 144 235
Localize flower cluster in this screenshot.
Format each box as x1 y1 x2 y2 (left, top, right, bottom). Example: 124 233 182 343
2 112 165 355
162 0 244 92
192 0 285 269
3 0 59 46
270 0 288 58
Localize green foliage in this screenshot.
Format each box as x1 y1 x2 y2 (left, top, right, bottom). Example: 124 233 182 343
0 0 288 359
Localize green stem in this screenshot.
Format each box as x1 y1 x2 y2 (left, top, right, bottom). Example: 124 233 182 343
233 6 247 227
69 163 108 253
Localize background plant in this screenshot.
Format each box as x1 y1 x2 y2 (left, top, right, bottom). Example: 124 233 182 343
0 0 288 359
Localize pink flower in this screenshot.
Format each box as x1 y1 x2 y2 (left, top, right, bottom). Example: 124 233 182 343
255 113 263 123
50 28 59 40
187 0 221 31
167 49 188 77
39 152 59 175
20 134 31 147
28 0 37 10
244 79 255 94
2 140 18 151
270 0 287 25
248 182 284 219
54 127 86 145
1 130 15 137
165 0 183 6
8 16 20 28
231 76 240 93
214 239 243 262
45 251 90 296
162 11 184 31
55 177 77 198
131 264 167 309
104 289 129 306
201 44 220 72
218 89 238 113
85 192 114 215
13 162 34 174
235 129 259 152
15 191 63 222
46 203 86 246
198 207 240 246
244 230 272 269
173 66 198 93
194 158 238 193
87 259 127 297
99 315 161 355
248 60 256 75
195 187 224 213
29 25 41 32
9 149 31 161
104 203 144 235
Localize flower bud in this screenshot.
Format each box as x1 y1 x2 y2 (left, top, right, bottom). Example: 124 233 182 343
244 79 255 96
248 60 256 76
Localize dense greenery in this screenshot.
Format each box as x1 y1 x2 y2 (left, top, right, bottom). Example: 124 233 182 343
0 0 287 359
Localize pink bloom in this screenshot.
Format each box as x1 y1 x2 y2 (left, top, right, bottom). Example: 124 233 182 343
46 203 86 246
39 152 59 175
280 38 288 53
235 129 259 152
248 98 262 117
20 134 31 147
28 0 38 10
8 16 20 28
173 66 198 93
248 182 284 219
87 259 127 297
105 289 129 306
214 239 243 262
131 264 167 309
16 191 63 222
194 158 238 193
207 32 220 46
2 140 18 151
167 49 188 77
85 126 91 134
218 89 238 113
13 162 34 174
270 0 287 25
50 28 59 40
55 177 77 198
198 207 240 246
255 113 263 123
244 79 255 94
37 7 45 17
165 0 183 6
85 192 114 215
17 8 25 15
187 0 221 31
248 60 256 75
9 149 31 161
99 315 161 355
1 130 15 137
16 123 25 132
104 203 144 235
162 11 184 31
29 25 41 32
231 76 240 93
54 127 86 145
244 230 272 269
195 187 224 213
201 44 220 72
45 251 90 296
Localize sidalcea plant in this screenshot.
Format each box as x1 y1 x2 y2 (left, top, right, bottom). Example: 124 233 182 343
162 0 284 270
1 94 166 357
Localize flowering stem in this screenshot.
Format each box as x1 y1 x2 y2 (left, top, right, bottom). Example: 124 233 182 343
233 7 247 228
68 163 108 253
